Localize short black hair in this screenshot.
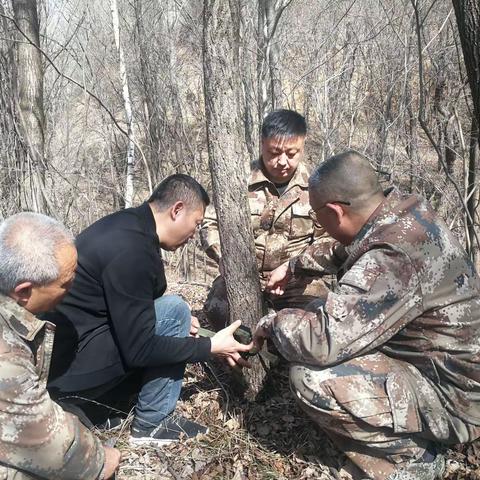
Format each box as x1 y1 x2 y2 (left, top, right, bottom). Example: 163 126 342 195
148 174 210 210
261 109 307 139
309 150 383 212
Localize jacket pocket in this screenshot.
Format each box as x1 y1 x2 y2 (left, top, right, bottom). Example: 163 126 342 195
289 202 312 239
385 370 422 433
249 201 264 233
328 376 394 433
338 264 379 293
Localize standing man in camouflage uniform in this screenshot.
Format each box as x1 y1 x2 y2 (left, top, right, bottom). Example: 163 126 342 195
0 213 120 479
256 151 480 479
201 109 332 330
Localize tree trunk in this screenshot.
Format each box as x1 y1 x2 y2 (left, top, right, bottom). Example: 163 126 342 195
134 0 165 182
0 2 24 216
12 0 48 213
265 1 282 110
466 117 479 266
240 0 260 162
203 0 266 397
453 0 480 147
257 0 292 121
111 0 135 207
453 0 480 260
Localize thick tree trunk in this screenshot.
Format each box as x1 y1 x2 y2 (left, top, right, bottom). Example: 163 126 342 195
453 0 480 261
12 0 47 212
203 0 266 397
111 0 135 207
453 0 480 146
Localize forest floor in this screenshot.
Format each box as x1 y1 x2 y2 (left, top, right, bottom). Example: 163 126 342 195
96 273 480 480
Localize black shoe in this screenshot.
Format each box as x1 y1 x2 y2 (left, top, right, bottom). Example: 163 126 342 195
129 414 209 445
94 416 124 432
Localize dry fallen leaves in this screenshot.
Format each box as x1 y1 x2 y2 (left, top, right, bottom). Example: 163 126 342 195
95 272 480 479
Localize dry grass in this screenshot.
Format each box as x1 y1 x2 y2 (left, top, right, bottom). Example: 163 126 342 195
97 360 342 480
93 278 480 479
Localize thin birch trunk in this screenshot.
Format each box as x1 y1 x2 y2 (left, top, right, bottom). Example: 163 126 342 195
111 0 135 207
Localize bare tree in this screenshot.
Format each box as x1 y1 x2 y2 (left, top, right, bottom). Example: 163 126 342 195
453 0 480 265
111 0 135 207
2 0 476 272
257 0 293 120
12 0 48 212
453 0 480 136
0 1 23 216
133 0 165 181
203 0 266 396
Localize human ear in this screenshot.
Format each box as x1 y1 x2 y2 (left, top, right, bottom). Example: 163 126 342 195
11 282 33 306
171 201 185 220
325 203 345 224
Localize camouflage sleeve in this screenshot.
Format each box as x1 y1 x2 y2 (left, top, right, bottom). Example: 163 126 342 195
0 358 105 479
199 203 221 263
289 240 347 278
271 246 421 366
311 223 335 249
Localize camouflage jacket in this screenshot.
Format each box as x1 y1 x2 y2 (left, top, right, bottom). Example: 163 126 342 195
263 187 480 426
200 160 331 274
0 295 104 479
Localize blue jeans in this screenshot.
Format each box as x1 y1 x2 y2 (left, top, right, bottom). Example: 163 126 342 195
133 294 191 429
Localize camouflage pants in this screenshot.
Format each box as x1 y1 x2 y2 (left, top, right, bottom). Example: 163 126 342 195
290 351 480 480
204 274 330 331
0 465 39 479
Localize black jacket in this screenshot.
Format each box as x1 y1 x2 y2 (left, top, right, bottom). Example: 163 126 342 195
46 203 211 392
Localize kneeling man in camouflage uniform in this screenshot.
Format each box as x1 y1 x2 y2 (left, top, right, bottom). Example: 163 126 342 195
256 151 480 479
0 213 120 479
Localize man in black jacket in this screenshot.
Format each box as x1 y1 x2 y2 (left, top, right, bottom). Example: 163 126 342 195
46 174 251 445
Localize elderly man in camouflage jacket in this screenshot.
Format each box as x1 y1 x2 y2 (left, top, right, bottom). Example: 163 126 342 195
200 109 332 330
256 151 480 480
0 213 120 479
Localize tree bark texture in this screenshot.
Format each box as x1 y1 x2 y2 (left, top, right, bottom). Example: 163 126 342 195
453 0 480 263
453 0 480 147
239 0 260 162
466 117 479 266
12 0 47 212
0 2 25 215
203 0 266 397
257 0 292 120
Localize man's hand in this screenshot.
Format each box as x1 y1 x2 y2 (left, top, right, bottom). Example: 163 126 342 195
265 261 291 296
190 315 200 337
253 325 269 351
102 446 121 479
210 320 253 368
253 312 275 351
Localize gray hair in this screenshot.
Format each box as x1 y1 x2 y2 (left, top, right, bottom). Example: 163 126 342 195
0 212 74 295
